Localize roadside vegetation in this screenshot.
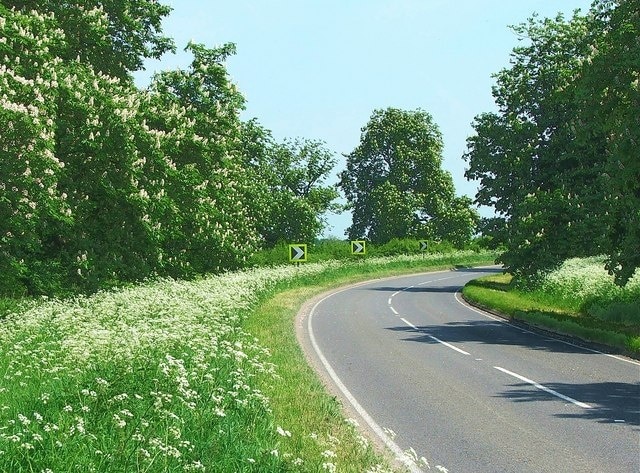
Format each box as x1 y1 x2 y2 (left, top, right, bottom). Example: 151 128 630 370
0 249 496 472
463 257 640 356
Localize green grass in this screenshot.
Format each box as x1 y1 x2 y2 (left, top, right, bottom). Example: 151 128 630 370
0 249 496 472
462 259 640 356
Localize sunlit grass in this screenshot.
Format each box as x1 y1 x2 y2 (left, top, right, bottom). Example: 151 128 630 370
0 250 495 472
463 257 640 355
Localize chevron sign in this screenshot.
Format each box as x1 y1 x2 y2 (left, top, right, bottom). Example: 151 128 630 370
351 240 366 255
419 240 428 251
288 244 307 262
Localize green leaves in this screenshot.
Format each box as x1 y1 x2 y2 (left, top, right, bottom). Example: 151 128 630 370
340 108 477 245
246 136 339 246
464 0 639 285
0 5 341 294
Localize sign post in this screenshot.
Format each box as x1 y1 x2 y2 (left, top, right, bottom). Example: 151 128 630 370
419 240 428 259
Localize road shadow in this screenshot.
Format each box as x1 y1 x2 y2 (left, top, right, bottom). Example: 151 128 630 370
366 267 502 294
368 285 465 294
387 319 616 356
388 321 640 426
453 266 503 274
496 380 640 427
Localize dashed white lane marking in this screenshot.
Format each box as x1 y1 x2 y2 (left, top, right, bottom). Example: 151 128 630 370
400 317 471 356
494 366 592 409
390 306 399 315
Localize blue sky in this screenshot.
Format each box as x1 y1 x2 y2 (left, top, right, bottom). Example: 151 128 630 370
135 0 593 238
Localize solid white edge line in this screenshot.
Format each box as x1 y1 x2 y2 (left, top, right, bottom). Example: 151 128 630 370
453 291 640 367
308 291 424 473
494 366 592 409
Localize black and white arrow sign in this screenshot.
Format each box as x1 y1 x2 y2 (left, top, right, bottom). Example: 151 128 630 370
351 240 366 255
419 240 428 251
289 244 307 262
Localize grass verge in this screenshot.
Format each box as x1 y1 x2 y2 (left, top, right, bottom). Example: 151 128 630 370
243 250 498 472
0 250 496 472
462 273 640 356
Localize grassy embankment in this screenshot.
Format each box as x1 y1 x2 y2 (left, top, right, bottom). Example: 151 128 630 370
0 247 495 472
462 256 640 356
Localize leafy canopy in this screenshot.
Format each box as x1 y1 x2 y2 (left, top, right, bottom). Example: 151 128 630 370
340 108 478 246
464 0 639 285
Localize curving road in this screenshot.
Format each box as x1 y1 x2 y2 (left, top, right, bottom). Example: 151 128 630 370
297 268 640 473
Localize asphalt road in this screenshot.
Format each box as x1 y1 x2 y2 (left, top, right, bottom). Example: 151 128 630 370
297 268 640 473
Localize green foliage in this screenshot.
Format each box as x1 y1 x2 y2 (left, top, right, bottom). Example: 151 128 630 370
0 254 495 472
340 107 478 246
463 257 640 353
575 0 640 285
248 238 482 267
0 5 339 296
464 1 639 285
4 0 175 79
141 41 259 276
248 136 340 247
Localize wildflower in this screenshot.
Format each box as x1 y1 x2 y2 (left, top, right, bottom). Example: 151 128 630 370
276 426 291 437
322 462 337 472
345 417 359 428
113 414 126 428
18 414 31 425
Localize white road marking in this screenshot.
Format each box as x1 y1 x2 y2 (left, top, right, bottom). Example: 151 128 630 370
308 290 425 473
454 291 640 367
400 318 471 356
390 306 399 315
494 366 592 409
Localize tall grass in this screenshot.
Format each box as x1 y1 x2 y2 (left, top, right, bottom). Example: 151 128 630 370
534 256 640 327
463 256 640 354
0 250 495 472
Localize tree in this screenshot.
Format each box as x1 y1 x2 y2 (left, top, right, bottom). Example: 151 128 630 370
464 1 639 285
0 6 70 294
4 0 174 79
238 128 340 246
142 42 259 275
340 108 477 245
464 8 608 281
575 0 640 285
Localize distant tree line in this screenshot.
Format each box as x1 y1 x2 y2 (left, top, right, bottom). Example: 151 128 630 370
464 0 638 286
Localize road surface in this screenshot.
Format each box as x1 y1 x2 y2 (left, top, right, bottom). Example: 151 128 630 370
297 268 640 472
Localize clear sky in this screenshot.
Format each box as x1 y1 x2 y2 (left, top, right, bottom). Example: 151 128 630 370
134 0 594 238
